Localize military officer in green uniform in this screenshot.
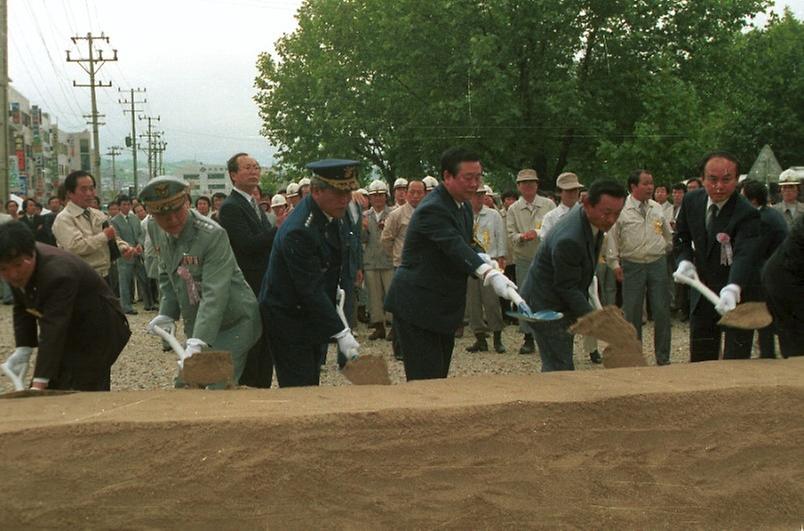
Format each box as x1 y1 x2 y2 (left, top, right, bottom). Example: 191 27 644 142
140 176 261 386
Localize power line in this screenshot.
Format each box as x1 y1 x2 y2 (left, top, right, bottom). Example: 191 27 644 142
24 0 86 121
9 37 84 129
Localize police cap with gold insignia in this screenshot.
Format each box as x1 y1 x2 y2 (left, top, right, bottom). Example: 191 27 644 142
305 159 360 191
139 176 190 214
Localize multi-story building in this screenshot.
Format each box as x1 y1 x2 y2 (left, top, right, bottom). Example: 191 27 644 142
176 162 232 198
7 85 91 199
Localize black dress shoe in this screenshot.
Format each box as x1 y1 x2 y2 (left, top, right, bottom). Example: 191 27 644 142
124 310 139 315
589 350 602 364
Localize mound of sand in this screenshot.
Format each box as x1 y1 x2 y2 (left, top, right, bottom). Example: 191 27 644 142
1 358 802 528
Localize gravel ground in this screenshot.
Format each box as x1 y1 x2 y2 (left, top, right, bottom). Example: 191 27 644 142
0 301 699 392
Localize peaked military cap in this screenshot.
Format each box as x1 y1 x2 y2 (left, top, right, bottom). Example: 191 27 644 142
139 176 190 214
305 159 360 191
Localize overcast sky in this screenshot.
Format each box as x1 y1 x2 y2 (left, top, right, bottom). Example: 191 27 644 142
8 0 804 167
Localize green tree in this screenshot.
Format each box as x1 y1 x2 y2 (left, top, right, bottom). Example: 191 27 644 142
255 0 781 190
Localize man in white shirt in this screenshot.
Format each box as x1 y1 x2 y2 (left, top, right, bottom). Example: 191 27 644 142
505 168 555 354
607 170 674 365
653 184 674 222
540 172 582 240
466 184 508 353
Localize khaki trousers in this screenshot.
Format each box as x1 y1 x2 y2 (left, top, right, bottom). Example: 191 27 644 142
466 276 504 335
365 268 394 324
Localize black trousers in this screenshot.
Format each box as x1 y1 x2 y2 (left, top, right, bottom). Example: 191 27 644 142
395 315 454 381
268 331 323 387
50 366 111 391
690 299 753 362
239 306 274 388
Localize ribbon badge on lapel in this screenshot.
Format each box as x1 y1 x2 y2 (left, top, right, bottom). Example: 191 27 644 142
716 232 733 266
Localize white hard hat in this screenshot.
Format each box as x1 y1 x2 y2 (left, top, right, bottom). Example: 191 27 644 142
393 177 409 189
271 195 287 208
779 167 804 186
356 188 368 196
422 175 438 190
285 182 300 197
367 179 389 195
298 177 311 187
483 184 494 196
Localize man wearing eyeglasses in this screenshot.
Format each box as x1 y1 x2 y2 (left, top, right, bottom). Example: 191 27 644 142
673 151 761 362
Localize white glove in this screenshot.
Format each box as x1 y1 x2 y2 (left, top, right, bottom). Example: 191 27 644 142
715 284 740 315
180 338 206 368
147 314 175 336
484 269 518 300
1 347 33 391
674 260 698 282
335 328 360 361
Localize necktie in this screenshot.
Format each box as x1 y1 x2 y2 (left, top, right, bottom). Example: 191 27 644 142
249 196 261 218
706 204 719 231
785 209 793 224
639 202 648 218
82 209 92 222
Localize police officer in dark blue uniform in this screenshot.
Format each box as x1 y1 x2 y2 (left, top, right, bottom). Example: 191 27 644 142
259 159 361 387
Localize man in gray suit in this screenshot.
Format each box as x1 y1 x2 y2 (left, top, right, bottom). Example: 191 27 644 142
111 194 154 314
521 180 627 371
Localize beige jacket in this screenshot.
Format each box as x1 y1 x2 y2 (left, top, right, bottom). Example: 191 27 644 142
52 201 129 277
381 202 414 267
505 195 556 261
606 195 673 269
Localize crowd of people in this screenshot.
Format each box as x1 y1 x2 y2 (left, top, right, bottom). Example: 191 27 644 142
0 148 802 392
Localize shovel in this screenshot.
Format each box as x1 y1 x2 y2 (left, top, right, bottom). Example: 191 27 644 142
505 290 564 323
672 273 772 330
150 326 234 388
335 287 390 385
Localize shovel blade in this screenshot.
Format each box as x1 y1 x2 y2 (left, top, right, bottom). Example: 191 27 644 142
718 302 773 330
180 351 235 388
0 389 78 399
505 310 564 323
341 355 391 385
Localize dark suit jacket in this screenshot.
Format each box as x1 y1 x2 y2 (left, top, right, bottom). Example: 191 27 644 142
674 189 761 309
761 216 804 340
384 184 484 334
218 190 277 294
520 204 601 321
259 195 346 345
12 243 130 385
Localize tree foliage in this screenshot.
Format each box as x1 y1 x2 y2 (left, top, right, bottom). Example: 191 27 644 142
255 0 801 191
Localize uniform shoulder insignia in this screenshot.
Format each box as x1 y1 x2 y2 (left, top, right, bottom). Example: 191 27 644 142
305 213 314 227
193 217 216 232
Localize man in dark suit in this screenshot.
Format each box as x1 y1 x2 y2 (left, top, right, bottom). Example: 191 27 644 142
384 147 521 381
520 179 627 371
0 221 130 391
741 179 789 358
762 214 804 358
218 153 286 388
259 159 362 387
674 152 762 362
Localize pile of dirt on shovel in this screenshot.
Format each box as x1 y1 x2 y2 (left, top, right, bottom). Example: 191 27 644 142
0 358 802 528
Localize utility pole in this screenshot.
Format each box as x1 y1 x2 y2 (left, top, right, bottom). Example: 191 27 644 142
0 0 9 201
155 136 167 175
119 87 146 195
138 115 159 179
67 32 118 198
105 145 122 195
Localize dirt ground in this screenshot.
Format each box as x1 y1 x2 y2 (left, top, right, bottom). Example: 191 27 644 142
1 305 802 528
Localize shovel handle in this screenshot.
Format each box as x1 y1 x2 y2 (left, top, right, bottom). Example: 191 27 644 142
589 276 603 310
151 326 185 360
673 272 722 309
